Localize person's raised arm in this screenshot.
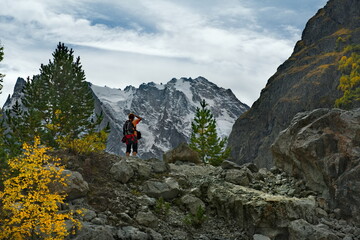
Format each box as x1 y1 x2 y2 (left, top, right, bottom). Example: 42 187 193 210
135 114 142 121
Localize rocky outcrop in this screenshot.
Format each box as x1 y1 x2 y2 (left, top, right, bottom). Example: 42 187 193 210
163 142 201 165
58 151 360 240
50 169 89 201
272 108 360 225
228 0 360 168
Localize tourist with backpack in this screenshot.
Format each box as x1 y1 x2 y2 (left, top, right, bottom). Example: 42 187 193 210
123 113 142 156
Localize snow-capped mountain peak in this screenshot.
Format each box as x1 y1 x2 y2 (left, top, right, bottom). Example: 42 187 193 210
92 76 249 159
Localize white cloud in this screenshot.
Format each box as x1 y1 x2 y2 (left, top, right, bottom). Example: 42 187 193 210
0 0 327 107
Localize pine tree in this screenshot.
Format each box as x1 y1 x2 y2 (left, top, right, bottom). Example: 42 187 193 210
4 100 26 157
189 99 230 166
21 42 96 147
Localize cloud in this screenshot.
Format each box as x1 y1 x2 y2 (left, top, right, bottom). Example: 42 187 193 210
0 0 327 107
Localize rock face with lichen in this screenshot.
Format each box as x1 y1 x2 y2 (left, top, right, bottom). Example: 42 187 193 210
228 0 360 168
272 108 360 225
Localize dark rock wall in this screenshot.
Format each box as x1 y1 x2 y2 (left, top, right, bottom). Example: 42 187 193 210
228 0 360 168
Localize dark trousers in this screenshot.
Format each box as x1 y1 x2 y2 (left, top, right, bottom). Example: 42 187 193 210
125 134 138 153
126 142 138 153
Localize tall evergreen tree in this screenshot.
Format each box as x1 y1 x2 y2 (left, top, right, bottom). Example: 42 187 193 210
189 99 230 166
21 42 96 147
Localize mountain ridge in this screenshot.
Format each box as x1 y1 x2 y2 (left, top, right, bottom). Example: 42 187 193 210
92 76 249 159
3 76 249 159
228 0 360 168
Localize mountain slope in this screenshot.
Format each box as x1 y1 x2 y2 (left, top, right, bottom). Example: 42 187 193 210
3 77 248 160
92 77 248 159
228 0 360 168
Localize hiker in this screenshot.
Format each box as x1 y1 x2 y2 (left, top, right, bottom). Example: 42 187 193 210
123 113 142 156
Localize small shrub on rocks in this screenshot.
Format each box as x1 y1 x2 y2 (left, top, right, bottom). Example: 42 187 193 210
184 206 207 228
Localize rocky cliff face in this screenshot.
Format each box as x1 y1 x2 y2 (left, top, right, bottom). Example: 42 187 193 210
272 108 360 225
228 0 360 168
92 77 248 159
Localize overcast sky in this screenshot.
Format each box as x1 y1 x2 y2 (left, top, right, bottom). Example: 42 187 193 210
0 0 328 107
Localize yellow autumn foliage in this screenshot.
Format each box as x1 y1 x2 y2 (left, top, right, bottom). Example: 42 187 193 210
56 130 108 155
336 51 360 108
0 137 81 240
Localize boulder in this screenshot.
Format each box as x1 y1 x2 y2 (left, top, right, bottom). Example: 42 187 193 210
163 142 201 164
142 177 180 200
117 226 149 240
272 108 360 223
135 211 158 228
180 194 206 215
59 170 89 200
221 160 242 170
288 219 339 240
225 168 252 186
110 160 134 183
72 223 115 240
146 158 170 173
83 209 97 222
207 181 316 233
253 234 271 240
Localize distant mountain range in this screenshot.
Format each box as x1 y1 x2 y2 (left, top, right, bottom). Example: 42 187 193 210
3 76 249 159
92 77 249 159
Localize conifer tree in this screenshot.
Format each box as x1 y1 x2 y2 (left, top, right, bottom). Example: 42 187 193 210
20 42 96 147
189 99 230 166
4 100 26 157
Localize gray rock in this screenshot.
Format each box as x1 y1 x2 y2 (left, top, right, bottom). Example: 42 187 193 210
135 211 158 228
221 160 242 170
91 217 106 225
117 226 149 240
147 158 169 173
148 229 163 240
180 194 206 215
288 219 339 240
62 170 89 200
143 177 180 200
253 234 271 240
272 108 360 224
225 168 252 186
110 160 134 183
207 182 316 232
83 209 97 222
163 142 201 164
243 162 259 173
118 213 135 224
72 223 115 240
136 162 152 179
